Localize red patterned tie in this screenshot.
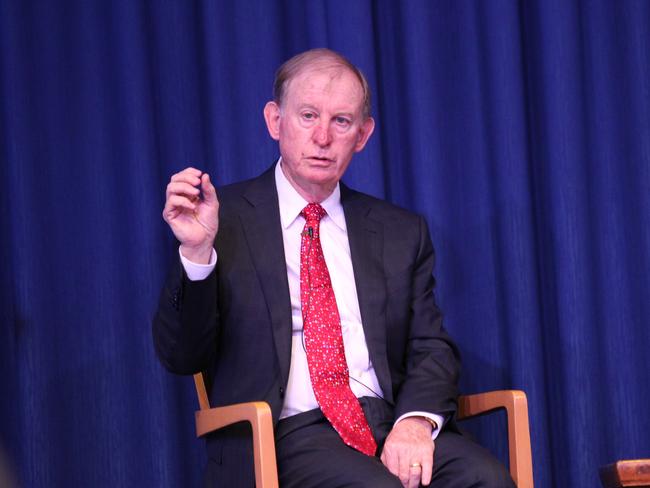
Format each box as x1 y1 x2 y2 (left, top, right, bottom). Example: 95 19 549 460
300 203 377 456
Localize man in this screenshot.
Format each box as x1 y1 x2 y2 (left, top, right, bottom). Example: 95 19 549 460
153 48 514 487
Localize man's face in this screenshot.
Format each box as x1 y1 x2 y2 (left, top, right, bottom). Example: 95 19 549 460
264 65 375 200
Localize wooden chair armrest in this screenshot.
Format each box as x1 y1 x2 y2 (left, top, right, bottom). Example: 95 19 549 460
458 390 533 488
195 402 278 488
458 389 527 419
599 459 650 488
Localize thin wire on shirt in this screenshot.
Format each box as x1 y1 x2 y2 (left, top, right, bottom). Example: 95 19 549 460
301 226 384 401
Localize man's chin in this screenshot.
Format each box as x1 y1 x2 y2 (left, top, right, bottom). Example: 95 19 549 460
296 172 339 194
305 158 336 168
304 169 338 184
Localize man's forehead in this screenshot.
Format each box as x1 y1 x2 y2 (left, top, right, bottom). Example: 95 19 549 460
285 65 364 108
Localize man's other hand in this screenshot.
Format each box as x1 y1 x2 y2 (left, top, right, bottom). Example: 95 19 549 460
163 167 219 264
380 417 435 488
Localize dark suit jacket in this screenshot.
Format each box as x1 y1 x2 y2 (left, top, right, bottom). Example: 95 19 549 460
153 165 460 486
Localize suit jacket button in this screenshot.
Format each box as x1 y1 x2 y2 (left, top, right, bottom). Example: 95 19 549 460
279 387 285 397
170 290 180 310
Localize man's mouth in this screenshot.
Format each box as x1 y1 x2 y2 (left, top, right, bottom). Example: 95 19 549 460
307 156 335 163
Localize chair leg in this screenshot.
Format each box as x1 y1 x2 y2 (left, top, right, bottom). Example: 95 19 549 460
250 403 279 488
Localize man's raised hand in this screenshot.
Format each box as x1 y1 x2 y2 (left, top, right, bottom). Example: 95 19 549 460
163 167 219 264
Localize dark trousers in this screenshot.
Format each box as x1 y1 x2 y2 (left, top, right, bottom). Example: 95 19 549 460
275 397 515 488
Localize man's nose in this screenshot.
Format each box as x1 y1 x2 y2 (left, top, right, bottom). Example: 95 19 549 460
312 122 332 147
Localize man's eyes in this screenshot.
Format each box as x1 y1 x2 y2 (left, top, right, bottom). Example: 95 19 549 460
334 116 351 126
299 112 352 126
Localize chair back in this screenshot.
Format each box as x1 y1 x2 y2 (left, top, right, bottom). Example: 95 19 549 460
193 372 210 410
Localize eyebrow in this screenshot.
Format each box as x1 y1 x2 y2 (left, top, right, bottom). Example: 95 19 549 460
297 104 356 117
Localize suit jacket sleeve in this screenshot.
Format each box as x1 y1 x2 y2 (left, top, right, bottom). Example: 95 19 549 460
152 257 219 375
391 215 460 421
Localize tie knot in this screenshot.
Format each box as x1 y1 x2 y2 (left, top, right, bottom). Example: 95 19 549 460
301 203 326 223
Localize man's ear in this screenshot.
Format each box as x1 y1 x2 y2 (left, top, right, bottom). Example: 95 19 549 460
354 116 375 152
263 101 281 141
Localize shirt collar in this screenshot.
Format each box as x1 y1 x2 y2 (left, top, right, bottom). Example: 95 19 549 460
274 158 346 231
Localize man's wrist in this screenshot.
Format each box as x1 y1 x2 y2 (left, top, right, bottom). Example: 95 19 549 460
419 416 438 431
395 412 445 440
397 416 436 435
180 243 214 264
179 247 217 281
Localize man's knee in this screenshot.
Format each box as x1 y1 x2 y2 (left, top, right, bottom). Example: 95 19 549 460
448 458 515 488
431 431 515 488
327 460 403 488
353 471 402 488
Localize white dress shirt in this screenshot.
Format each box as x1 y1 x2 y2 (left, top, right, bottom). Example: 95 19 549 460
180 160 443 438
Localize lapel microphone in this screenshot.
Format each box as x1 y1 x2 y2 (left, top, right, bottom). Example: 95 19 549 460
302 227 314 238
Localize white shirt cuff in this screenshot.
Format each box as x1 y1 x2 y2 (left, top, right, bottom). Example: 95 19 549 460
395 411 446 441
179 247 217 281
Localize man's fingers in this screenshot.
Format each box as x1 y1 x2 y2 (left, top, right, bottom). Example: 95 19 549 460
166 181 201 200
421 455 434 486
167 172 218 209
398 455 411 486
170 167 202 183
408 465 422 488
200 173 219 204
163 194 197 221
380 450 401 484
169 168 202 194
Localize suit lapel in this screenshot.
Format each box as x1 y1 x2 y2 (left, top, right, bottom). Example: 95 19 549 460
238 169 293 387
235 173 392 401
341 185 393 404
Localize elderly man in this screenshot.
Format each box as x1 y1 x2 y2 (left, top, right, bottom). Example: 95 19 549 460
153 48 513 487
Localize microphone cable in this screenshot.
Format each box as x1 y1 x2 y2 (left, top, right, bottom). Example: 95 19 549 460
300 225 384 401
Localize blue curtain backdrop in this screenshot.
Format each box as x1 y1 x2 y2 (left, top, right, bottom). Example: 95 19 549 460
1 1 649 487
